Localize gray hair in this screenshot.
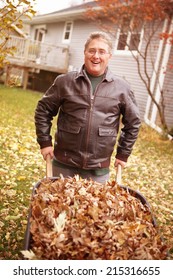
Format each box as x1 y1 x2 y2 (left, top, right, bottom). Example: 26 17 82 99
84 31 113 53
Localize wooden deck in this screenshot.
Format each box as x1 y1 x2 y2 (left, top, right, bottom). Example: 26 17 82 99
5 35 69 89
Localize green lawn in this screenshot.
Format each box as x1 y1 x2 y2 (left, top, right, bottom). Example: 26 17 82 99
0 84 173 260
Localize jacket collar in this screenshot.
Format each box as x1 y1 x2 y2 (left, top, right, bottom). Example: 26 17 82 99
76 65 115 82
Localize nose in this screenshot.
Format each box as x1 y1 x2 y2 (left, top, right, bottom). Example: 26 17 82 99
93 51 100 58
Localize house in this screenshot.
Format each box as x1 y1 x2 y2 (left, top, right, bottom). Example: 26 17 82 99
5 1 173 134
0 11 30 84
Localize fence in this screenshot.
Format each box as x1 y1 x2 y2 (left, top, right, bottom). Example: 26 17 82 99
7 35 69 70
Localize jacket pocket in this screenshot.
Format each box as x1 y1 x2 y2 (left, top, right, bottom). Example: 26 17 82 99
95 127 117 158
58 123 81 134
56 123 82 153
99 127 116 137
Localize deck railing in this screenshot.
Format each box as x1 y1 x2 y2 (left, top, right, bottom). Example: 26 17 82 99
7 35 69 71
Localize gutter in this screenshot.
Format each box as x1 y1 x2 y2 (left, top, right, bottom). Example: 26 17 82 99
25 2 100 25
29 9 86 24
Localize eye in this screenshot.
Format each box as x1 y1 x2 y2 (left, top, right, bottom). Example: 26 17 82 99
87 49 109 56
99 50 107 55
88 49 96 55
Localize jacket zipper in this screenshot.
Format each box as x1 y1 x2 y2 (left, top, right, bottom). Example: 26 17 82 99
83 98 94 168
83 81 102 168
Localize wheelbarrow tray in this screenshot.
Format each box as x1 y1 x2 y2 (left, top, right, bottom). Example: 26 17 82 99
23 177 157 251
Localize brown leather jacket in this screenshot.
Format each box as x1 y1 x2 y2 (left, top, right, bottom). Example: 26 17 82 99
35 66 141 169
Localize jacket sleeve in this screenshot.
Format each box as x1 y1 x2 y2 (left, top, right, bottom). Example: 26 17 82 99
34 80 61 149
115 90 141 162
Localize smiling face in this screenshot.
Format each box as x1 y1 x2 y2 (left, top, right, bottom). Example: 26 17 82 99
84 38 112 76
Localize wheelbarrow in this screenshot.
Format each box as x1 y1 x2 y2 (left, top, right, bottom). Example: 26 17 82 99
23 157 158 252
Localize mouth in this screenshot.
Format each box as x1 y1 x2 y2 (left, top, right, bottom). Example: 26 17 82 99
91 61 100 65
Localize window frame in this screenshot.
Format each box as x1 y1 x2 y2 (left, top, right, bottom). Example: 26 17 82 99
114 19 143 56
62 21 73 44
34 25 47 42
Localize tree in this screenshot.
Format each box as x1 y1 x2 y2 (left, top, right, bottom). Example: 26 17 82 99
0 0 36 68
85 0 173 133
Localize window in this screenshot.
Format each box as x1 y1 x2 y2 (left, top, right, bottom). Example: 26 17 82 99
62 21 73 44
34 25 47 42
115 18 142 53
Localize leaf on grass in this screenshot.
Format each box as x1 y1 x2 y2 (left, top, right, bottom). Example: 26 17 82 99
0 221 5 228
5 189 17 197
21 250 37 260
5 214 22 221
17 176 26 181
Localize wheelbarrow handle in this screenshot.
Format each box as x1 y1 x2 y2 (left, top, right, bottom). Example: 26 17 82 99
116 164 122 185
46 154 53 178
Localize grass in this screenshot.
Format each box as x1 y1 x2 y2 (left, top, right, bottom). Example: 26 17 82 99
0 84 173 260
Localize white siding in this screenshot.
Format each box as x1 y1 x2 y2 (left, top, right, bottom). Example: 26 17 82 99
161 47 173 130
109 55 148 119
68 20 98 68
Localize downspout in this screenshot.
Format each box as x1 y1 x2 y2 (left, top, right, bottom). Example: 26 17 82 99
144 19 168 124
150 17 173 125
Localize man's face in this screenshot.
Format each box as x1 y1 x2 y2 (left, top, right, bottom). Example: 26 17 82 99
84 38 112 76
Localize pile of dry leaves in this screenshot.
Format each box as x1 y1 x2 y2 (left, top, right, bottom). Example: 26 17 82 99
23 175 168 260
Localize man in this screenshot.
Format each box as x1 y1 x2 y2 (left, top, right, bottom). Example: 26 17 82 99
35 31 141 183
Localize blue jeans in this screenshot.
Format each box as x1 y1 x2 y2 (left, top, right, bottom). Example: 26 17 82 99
52 162 109 184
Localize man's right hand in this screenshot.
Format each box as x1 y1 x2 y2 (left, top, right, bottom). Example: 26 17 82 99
41 146 54 160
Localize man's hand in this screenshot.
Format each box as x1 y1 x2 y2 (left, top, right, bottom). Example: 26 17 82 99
114 158 126 169
41 146 54 160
